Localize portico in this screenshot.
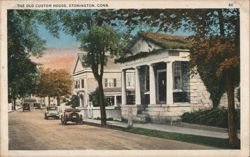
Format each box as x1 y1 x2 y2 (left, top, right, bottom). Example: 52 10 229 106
121 53 190 105
117 32 212 123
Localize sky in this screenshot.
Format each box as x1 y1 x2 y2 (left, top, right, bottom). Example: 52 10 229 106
38 25 80 48
38 22 193 49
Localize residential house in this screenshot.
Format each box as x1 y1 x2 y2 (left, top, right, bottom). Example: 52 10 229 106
72 53 135 120
116 32 239 123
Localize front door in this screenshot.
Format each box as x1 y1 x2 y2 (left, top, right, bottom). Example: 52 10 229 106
157 70 166 103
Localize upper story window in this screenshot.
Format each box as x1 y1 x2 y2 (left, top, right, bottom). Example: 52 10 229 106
74 80 80 89
104 78 117 88
81 79 84 88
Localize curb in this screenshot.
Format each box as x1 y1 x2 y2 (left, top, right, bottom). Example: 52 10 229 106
83 120 128 130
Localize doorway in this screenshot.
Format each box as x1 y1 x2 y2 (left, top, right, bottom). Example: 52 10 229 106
157 70 166 103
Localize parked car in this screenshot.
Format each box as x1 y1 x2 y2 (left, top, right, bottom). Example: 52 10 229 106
60 108 83 125
22 103 31 111
45 106 59 119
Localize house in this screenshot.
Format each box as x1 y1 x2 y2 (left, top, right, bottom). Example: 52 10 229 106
116 32 239 123
72 53 135 120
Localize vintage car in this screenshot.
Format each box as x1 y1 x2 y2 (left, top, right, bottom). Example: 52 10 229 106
60 108 83 125
44 106 59 119
22 103 31 111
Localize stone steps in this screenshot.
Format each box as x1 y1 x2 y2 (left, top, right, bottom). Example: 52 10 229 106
134 112 150 123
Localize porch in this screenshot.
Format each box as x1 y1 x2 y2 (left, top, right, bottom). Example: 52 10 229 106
121 52 192 123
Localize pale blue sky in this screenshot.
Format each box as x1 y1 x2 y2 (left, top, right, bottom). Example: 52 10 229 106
38 25 80 48
38 24 193 49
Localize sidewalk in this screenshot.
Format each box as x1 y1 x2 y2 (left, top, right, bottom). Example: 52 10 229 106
83 118 240 139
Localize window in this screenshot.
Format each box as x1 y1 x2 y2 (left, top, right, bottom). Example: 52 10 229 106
173 62 182 91
74 80 80 89
104 79 108 87
144 66 149 91
81 79 84 88
114 78 116 87
104 78 116 88
173 61 190 102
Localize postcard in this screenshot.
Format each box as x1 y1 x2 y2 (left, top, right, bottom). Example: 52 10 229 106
0 0 249 157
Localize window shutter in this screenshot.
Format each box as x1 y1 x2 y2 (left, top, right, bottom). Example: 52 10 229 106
114 78 116 87
104 78 108 87
81 79 84 88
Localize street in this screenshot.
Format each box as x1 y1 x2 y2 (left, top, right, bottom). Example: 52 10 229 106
9 109 214 150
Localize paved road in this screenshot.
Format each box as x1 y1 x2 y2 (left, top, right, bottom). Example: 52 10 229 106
9 109 215 150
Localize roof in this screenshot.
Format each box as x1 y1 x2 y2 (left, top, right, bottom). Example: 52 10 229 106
138 32 192 50
75 53 120 72
116 32 192 63
30 48 81 73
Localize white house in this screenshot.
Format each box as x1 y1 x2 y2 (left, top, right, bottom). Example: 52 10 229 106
117 32 219 123
72 53 135 120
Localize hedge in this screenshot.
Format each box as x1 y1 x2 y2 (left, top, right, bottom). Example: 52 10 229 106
181 107 240 129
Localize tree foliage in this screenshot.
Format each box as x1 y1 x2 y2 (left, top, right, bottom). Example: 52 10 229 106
8 10 60 109
36 68 72 105
64 95 80 108
89 87 108 107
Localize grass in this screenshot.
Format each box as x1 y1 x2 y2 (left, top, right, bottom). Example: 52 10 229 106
124 127 240 149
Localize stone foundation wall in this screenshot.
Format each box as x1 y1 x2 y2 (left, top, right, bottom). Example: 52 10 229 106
121 104 192 123
121 105 140 120
144 104 192 123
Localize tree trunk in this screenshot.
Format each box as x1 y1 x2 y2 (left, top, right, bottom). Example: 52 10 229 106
98 79 107 126
226 75 238 147
13 97 16 110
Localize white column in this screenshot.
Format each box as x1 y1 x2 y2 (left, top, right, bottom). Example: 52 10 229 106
121 69 127 105
149 64 156 104
135 67 141 105
84 92 89 107
114 95 117 107
166 61 174 105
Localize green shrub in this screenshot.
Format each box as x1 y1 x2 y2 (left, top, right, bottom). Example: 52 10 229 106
181 107 240 129
89 87 108 107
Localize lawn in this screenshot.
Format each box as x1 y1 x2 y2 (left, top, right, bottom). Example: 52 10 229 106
124 127 240 149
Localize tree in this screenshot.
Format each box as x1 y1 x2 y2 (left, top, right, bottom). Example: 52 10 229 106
8 10 60 109
79 26 122 126
36 68 72 106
